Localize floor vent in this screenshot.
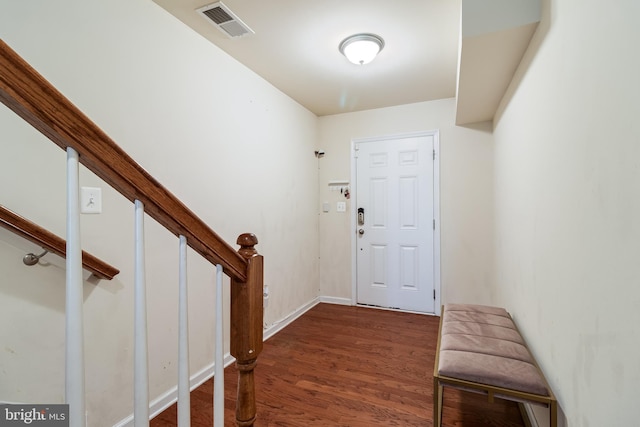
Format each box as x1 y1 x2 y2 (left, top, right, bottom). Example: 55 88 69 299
197 2 254 38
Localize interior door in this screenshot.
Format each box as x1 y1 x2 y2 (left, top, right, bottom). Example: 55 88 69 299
355 134 435 313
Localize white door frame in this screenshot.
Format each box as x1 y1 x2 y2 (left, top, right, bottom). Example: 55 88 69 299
350 130 441 315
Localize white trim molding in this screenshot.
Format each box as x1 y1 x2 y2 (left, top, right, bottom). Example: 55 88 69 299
113 296 356 427
112 353 236 427
319 296 352 306
263 298 320 341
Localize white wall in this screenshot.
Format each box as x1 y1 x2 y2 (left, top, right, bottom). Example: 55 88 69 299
492 0 640 425
317 99 495 307
11 0 636 426
0 0 319 424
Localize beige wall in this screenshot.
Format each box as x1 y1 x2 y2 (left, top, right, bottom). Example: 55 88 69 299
492 0 640 425
0 0 318 424
318 99 495 307
7 0 634 426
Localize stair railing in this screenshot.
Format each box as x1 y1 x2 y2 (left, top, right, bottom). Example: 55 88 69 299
0 39 263 427
0 204 119 280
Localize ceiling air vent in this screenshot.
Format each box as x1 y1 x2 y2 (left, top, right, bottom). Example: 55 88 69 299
197 2 254 38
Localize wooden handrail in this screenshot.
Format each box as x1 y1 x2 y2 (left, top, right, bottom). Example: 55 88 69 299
0 39 248 283
0 204 119 281
0 39 263 426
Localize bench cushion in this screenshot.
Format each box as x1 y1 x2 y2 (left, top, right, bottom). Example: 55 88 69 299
440 333 533 364
442 320 525 344
445 303 510 317
438 350 549 396
438 304 550 397
444 310 515 329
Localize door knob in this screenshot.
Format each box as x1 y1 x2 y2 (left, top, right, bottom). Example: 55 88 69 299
358 229 365 235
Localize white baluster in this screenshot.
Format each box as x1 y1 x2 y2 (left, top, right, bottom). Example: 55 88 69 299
66 147 85 427
214 264 224 427
178 235 191 426
134 200 149 426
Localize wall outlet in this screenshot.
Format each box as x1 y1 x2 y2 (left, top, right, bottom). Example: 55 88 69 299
337 201 346 212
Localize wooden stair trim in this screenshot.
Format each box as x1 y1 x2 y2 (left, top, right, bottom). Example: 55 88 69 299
0 204 119 280
0 39 247 282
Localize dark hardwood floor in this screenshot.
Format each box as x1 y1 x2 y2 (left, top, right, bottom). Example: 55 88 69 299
151 303 525 426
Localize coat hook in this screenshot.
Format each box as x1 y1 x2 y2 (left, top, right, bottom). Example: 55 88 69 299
23 248 49 266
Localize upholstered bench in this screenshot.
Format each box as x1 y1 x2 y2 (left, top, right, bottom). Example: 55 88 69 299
433 303 557 427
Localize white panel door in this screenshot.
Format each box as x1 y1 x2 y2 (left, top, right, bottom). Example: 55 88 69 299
355 134 435 313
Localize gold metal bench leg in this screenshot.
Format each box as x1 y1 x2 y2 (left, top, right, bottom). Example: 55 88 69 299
433 377 443 427
550 400 558 427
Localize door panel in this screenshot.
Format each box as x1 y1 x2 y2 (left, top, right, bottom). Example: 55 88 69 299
371 178 387 228
371 245 387 286
355 134 435 313
399 245 419 290
399 176 418 228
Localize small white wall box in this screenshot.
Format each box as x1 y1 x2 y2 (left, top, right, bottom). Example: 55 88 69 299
81 187 102 214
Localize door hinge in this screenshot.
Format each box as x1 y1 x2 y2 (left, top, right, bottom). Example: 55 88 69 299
433 289 436 300
433 219 435 230
433 149 435 160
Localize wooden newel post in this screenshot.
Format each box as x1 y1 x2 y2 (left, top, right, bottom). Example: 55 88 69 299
230 233 264 427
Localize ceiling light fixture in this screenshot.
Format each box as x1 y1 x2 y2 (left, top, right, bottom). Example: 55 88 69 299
339 33 385 65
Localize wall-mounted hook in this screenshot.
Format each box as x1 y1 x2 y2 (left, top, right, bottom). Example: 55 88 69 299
23 248 49 266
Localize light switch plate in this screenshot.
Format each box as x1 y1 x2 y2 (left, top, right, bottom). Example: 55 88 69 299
81 187 102 214
337 201 346 212
322 202 330 213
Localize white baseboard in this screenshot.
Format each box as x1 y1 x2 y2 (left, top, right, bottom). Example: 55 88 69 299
113 353 236 427
318 296 352 306
263 295 354 341
263 297 319 341
523 403 541 427
114 296 351 427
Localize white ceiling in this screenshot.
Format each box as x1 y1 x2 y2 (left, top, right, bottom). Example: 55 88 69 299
153 0 461 117
152 0 541 122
